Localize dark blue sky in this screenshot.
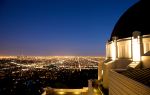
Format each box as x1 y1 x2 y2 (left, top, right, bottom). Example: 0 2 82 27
0 0 138 56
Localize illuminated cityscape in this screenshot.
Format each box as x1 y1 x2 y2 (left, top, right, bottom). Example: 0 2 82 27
0 56 104 95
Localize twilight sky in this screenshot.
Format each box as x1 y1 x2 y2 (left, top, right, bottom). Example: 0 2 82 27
0 0 138 56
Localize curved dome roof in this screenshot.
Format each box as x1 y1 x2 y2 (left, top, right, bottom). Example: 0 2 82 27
110 0 150 40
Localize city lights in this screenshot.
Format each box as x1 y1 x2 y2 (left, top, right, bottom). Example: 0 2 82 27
0 56 104 95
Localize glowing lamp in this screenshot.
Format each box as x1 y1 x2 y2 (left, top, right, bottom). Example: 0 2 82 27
74 91 80 94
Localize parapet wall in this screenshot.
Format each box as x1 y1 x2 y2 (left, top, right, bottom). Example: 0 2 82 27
109 70 150 95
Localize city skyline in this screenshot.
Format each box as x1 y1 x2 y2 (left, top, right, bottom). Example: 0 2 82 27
0 0 138 56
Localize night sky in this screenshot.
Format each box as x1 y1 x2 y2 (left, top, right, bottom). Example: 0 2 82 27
0 0 138 56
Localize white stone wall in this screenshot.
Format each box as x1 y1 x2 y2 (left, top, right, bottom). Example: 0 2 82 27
106 38 132 59
106 35 150 61
143 37 150 54
103 34 150 90
106 42 112 58
109 70 150 95
142 35 150 68
117 39 131 58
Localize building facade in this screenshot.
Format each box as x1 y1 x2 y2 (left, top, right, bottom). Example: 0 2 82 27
99 0 150 94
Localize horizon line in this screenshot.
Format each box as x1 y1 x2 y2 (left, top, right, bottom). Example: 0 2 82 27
0 55 105 57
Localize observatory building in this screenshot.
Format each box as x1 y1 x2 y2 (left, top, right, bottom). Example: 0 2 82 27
98 0 150 95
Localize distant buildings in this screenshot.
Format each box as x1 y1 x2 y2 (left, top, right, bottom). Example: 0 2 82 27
99 0 150 95
0 56 103 95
